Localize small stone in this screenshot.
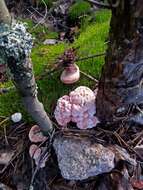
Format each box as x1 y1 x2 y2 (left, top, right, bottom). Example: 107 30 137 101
53 136 115 180
43 39 58 45
11 112 22 123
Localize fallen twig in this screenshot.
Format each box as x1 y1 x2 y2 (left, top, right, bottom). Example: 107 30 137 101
75 52 106 62
0 117 9 126
86 0 120 9
3 126 9 145
131 131 143 145
32 0 48 29
80 70 99 83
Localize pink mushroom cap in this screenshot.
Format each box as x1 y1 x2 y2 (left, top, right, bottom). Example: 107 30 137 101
29 144 41 159
54 86 99 129
54 95 72 127
69 86 95 106
29 145 47 168
60 64 80 84
29 125 47 143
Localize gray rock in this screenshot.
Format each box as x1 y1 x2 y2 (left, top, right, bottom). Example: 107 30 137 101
43 39 58 45
53 136 115 180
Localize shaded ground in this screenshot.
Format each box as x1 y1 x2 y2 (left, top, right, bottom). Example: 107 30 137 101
0 119 142 189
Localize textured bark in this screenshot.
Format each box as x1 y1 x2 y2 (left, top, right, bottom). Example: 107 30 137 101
97 0 143 124
0 0 11 25
8 58 53 133
0 0 53 134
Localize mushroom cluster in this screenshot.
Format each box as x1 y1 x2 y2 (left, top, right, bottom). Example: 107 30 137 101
28 125 47 168
54 86 99 129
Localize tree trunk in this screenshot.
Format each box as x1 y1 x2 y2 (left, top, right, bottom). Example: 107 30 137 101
0 0 53 134
96 0 143 125
0 0 11 24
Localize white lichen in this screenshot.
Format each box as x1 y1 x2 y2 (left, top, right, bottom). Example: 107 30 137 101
0 22 33 65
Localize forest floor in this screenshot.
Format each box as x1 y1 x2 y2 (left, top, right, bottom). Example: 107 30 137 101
0 7 143 190
0 9 110 120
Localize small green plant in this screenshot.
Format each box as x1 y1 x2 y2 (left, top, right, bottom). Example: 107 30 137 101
68 0 91 24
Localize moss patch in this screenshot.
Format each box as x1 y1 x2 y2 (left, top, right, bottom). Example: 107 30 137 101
73 9 111 78
0 10 111 120
68 0 91 23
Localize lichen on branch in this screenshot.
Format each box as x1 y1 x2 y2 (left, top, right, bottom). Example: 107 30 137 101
0 22 33 65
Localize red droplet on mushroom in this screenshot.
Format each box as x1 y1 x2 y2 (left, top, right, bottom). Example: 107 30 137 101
29 125 47 143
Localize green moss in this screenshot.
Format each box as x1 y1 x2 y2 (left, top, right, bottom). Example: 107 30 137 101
31 43 67 76
21 18 58 44
73 10 111 78
0 10 111 120
68 0 91 23
95 9 111 23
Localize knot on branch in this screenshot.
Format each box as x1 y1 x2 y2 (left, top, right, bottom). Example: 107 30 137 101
0 22 33 65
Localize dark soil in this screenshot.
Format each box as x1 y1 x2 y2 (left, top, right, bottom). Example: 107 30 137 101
0 118 142 189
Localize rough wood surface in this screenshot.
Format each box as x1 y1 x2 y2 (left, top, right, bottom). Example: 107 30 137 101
97 0 143 124
0 0 11 24
8 58 53 133
0 0 53 133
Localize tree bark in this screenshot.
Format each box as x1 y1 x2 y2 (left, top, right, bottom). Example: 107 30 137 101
96 0 143 125
0 0 53 134
8 58 53 133
0 0 11 25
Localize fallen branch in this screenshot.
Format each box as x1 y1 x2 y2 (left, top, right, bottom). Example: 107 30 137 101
75 52 106 62
33 0 48 29
0 0 53 134
86 0 120 9
80 70 99 83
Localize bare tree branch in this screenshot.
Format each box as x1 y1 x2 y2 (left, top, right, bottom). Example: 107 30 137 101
0 0 11 24
86 0 120 9
0 0 53 134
